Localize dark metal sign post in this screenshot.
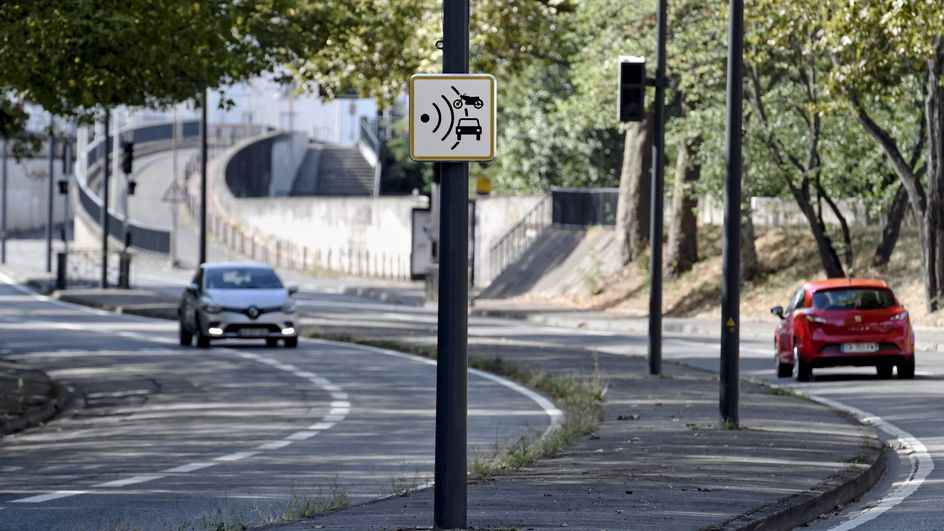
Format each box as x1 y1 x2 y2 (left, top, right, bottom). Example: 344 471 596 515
199 90 208 265
101 111 111 288
434 0 470 527
647 0 668 376
720 0 743 427
46 118 55 273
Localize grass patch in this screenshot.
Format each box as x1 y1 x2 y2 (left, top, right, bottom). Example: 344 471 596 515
306 330 606 480
767 386 803 399
279 484 351 521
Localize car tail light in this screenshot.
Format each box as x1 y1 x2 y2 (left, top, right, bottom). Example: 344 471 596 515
806 315 827 324
890 311 908 322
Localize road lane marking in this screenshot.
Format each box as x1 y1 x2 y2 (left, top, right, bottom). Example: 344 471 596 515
214 451 260 462
94 475 165 488
86 389 151 399
788 394 934 530
286 431 318 441
1 466 23 472
10 491 88 503
309 422 336 430
164 462 217 473
256 441 293 450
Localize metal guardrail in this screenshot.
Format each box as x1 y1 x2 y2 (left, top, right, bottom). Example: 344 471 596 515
488 192 553 282
359 116 381 156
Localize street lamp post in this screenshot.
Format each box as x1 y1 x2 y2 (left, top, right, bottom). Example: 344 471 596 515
648 0 668 376
720 0 744 427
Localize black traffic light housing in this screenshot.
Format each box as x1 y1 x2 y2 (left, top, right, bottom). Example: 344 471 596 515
121 141 134 175
618 57 647 122
127 179 137 195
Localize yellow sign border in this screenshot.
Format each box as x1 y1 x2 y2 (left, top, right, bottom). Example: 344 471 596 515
409 74 496 162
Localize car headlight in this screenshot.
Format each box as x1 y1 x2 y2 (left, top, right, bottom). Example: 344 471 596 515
201 300 222 313
282 301 296 313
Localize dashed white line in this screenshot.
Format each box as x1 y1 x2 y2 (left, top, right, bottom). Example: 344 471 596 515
256 441 293 451
86 389 151 399
214 451 260 462
164 462 217 473
94 475 165 488
286 431 318 441
11 491 88 503
309 421 336 430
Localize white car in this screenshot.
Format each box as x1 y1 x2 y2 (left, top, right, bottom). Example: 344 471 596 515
178 263 299 348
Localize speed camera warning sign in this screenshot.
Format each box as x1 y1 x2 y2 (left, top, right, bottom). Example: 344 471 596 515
409 74 496 162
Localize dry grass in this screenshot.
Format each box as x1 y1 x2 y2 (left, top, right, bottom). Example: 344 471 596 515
518 225 944 328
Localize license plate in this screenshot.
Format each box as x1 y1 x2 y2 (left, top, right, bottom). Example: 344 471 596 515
840 343 879 353
239 328 268 337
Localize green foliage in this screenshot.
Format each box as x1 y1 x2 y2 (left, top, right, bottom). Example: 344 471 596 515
0 0 354 133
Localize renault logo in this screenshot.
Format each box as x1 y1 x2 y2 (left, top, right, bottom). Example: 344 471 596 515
247 305 260 319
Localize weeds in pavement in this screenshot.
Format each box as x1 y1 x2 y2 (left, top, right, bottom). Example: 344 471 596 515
306 330 607 479
278 483 351 521
768 386 803 399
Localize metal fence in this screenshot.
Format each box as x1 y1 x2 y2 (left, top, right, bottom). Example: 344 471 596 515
551 188 618 227
487 192 553 281
60 248 128 287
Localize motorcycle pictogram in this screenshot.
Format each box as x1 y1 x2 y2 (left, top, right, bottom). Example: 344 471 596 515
451 86 484 109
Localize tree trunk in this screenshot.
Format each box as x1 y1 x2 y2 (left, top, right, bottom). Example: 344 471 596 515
788 186 846 278
667 138 699 277
872 184 908 267
924 39 944 312
615 111 652 265
740 193 761 282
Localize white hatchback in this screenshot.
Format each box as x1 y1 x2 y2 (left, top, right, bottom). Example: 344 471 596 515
178 263 299 348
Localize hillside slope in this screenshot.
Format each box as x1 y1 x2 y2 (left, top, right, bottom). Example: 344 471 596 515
514 225 943 328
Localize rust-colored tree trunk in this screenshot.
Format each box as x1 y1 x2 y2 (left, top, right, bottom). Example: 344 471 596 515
615 111 652 265
667 138 699 277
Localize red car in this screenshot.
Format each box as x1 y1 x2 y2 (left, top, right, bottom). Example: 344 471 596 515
771 278 915 381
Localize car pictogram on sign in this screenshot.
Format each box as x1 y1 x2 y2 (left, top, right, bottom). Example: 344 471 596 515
456 118 482 141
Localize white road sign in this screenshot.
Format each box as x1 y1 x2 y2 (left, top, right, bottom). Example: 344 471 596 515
409 74 496 162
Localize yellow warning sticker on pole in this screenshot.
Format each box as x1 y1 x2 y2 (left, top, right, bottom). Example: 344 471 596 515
726 317 736 328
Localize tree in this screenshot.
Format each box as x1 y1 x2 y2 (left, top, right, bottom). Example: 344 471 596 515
819 0 944 311
0 1 351 122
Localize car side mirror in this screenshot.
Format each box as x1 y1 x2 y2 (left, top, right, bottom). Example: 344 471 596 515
770 305 784 319
186 282 199 294
286 284 298 295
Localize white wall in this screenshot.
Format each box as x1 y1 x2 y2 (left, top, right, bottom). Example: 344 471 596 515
474 195 544 287
1 154 68 233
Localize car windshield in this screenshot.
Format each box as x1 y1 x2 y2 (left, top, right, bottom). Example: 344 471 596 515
204 267 283 290
812 288 896 310
459 119 478 125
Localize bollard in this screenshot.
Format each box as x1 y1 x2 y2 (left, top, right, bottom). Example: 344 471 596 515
55 251 67 290
118 252 132 289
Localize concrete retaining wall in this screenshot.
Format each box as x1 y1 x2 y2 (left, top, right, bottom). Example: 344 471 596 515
1 154 68 233
474 195 543 288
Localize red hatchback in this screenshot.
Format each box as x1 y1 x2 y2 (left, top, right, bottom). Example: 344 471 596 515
771 278 915 381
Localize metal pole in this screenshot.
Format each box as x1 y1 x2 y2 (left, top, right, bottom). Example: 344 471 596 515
720 0 743 427
647 0 668 376
433 0 469 528
101 111 111 288
1 139 7 264
200 90 208 265
63 139 72 253
171 108 179 267
46 117 55 273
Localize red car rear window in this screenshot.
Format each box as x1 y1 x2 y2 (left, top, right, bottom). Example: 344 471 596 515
812 288 897 310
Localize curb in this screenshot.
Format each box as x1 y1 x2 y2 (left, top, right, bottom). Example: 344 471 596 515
723 441 886 530
0 377 73 437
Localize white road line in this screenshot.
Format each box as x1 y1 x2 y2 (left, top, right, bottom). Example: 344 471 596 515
309 421 336 430
1 466 23 472
286 431 318 441
94 475 165 488
10 491 88 503
164 462 217 473
331 391 349 400
801 395 934 530
256 441 293 450
214 451 259 462
86 389 151 399
322 414 345 422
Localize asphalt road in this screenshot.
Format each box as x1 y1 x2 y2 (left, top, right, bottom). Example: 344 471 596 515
0 278 555 531
92 258 944 530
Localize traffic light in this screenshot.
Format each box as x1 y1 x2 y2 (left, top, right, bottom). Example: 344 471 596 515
618 56 647 122
121 141 134 175
127 179 137 195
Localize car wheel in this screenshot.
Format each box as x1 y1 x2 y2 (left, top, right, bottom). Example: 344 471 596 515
178 321 193 346
196 331 211 349
265 338 279 348
776 354 792 378
876 363 894 379
284 337 298 348
898 359 915 379
793 345 812 382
